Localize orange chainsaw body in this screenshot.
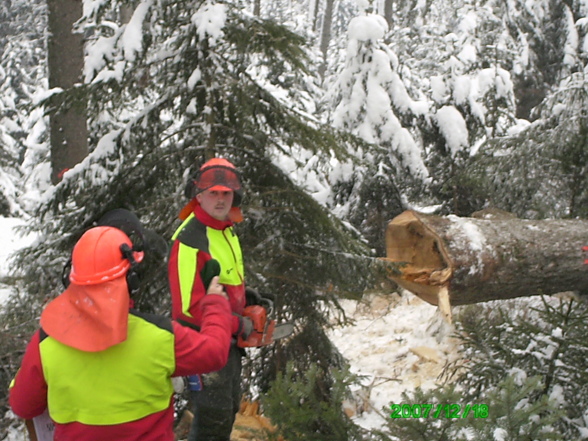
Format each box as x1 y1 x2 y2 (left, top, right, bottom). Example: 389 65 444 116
237 305 277 347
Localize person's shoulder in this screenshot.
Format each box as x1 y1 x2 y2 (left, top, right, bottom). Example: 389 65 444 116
176 216 209 250
130 310 173 333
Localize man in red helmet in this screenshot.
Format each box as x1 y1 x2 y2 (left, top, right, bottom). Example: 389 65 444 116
9 214 232 441
168 157 252 441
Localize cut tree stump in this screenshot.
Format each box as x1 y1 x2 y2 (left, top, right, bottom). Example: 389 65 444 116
382 209 588 317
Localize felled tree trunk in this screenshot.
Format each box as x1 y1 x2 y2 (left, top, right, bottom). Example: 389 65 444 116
382 210 588 317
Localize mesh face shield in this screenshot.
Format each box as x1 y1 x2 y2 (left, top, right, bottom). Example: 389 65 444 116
185 164 243 207
195 165 242 193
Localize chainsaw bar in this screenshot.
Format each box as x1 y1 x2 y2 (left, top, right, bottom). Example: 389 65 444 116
271 322 295 341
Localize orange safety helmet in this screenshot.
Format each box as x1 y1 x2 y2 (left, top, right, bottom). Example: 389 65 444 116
185 157 243 206
40 226 144 352
69 227 144 285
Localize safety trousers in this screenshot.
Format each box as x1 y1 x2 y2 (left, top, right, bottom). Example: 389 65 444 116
188 344 242 441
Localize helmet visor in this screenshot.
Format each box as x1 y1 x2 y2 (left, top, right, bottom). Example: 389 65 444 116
196 165 242 193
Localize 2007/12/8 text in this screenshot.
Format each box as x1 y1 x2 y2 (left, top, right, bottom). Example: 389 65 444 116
390 403 489 419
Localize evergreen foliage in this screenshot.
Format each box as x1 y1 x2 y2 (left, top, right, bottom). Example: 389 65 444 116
377 375 563 441
0 0 46 216
465 74 588 219
262 361 367 441
374 385 464 441
377 297 588 441
453 297 588 438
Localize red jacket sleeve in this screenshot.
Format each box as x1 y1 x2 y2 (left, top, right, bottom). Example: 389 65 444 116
172 294 232 376
9 330 48 419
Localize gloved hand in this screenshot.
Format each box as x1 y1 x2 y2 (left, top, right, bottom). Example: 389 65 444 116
239 316 254 339
201 259 221 290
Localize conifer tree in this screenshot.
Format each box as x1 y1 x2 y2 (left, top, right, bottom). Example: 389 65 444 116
377 298 578 441
262 362 366 441
0 0 46 216
453 297 588 438
327 12 426 252
466 74 588 219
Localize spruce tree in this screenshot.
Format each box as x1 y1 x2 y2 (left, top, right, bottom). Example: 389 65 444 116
453 297 588 438
0 0 46 216
465 74 588 219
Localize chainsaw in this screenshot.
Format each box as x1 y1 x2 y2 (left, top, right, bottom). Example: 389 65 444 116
237 297 294 348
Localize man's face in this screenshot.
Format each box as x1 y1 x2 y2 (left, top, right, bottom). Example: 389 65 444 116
197 189 234 220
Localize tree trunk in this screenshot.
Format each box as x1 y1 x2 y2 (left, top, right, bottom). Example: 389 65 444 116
383 210 588 310
311 0 321 34
318 0 334 80
383 0 393 27
47 0 88 184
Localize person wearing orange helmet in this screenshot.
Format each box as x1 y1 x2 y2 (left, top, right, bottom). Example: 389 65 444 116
9 210 233 441
168 157 252 441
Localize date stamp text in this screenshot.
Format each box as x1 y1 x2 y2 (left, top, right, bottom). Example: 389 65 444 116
390 403 489 419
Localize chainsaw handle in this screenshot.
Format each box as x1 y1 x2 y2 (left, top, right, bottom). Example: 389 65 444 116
259 297 274 316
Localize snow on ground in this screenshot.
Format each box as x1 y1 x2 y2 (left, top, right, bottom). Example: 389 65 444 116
327 291 460 430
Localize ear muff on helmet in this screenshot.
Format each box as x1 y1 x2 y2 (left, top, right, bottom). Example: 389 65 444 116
184 171 198 199
120 243 141 295
61 258 73 289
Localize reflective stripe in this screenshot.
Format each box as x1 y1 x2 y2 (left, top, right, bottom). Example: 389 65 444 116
40 314 175 425
208 228 243 286
178 242 197 318
171 213 194 241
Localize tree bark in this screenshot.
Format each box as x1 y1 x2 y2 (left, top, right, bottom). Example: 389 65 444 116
383 210 588 308
47 0 88 184
383 0 394 27
317 0 334 80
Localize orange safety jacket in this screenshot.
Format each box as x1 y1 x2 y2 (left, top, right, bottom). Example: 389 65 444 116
168 204 245 334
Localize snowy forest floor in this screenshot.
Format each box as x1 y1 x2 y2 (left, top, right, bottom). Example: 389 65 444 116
326 291 460 431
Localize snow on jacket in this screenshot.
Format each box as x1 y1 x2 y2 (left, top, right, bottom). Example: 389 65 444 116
168 204 246 334
9 294 232 441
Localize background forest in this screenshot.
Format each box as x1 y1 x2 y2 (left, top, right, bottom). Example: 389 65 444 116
1 0 588 439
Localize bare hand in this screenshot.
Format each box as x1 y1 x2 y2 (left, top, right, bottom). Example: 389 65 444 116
206 276 228 299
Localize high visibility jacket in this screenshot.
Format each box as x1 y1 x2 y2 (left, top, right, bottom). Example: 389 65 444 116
9 296 232 441
168 204 246 334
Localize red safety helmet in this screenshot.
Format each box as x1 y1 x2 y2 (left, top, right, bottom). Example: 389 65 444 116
70 227 144 285
185 157 243 206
